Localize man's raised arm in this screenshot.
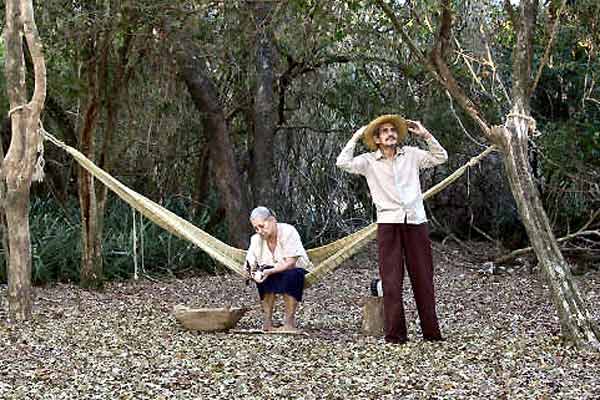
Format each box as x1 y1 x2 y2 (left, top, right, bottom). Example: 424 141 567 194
336 125 368 175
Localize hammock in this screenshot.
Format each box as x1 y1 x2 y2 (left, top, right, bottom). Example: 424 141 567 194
42 131 497 288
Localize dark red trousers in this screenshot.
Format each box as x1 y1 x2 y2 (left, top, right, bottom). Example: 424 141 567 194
377 223 442 342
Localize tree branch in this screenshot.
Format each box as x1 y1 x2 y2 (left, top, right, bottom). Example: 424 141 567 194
374 0 493 140
494 210 600 264
504 0 519 29
438 0 452 59
21 0 46 114
529 0 567 96
429 1 493 138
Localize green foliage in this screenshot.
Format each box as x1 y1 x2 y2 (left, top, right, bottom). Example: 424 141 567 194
1 0 598 286
0 195 222 285
528 13 600 232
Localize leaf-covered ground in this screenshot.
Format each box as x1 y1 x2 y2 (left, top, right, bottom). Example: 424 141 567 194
1 243 599 399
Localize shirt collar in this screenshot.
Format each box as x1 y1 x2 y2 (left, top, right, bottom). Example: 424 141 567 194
374 147 404 160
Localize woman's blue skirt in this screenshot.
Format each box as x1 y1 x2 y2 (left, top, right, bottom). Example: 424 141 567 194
257 268 308 302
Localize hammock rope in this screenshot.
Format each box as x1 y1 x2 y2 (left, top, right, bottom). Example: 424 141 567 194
42 130 497 288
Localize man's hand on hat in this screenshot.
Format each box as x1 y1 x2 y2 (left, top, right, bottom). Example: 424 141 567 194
406 119 432 140
353 125 368 139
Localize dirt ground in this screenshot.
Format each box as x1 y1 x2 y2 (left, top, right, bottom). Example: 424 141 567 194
1 242 599 399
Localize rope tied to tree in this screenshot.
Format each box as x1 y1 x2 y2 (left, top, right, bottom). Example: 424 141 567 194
7 105 27 117
31 121 46 182
506 112 539 136
466 146 497 168
5 104 46 183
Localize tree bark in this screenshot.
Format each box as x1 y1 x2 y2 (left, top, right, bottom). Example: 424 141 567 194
78 35 104 289
77 9 137 289
3 0 47 320
250 2 276 206
175 40 250 248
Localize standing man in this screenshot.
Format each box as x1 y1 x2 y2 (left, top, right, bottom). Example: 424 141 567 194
336 114 447 344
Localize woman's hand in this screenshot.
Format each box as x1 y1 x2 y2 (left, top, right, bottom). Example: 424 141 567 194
253 258 297 283
253 270 266 283
254 267 274 283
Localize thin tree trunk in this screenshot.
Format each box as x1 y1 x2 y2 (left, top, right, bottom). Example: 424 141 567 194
78 106 103 288
78 11 135 288
92 61 119 286
3 0 47 320
78 37 104 289
250 2 276 206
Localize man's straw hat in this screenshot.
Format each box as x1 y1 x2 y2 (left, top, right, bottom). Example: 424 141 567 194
362 114 408 151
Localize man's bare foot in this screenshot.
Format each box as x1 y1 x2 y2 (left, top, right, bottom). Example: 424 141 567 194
262 324 274 332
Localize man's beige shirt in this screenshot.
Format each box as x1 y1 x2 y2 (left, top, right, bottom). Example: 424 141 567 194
245 223 312 269
336 135 448 224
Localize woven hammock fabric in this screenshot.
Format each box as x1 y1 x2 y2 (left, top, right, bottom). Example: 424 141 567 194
43 131 496 288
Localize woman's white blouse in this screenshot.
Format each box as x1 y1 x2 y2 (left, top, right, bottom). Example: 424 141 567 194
245 223 312 269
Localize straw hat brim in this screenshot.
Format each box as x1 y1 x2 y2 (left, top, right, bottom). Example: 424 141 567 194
362 114 408 151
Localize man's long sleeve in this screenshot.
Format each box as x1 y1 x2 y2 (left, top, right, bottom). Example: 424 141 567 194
336 135 367 175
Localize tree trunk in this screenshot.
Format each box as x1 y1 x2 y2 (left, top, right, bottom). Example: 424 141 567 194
78 102 103 289
78 38 104 289
3 0 47 320
77 10 135 289
90 57 121 288
493 110 600 349
250 2 276 206
175 41 250 248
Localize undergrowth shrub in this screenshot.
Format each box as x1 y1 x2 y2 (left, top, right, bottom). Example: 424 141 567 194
0 195 224 285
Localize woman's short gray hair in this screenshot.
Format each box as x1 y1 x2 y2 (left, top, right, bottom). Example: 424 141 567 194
249 206 275 221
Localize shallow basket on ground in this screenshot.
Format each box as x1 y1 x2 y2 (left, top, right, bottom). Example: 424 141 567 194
173 305 249 332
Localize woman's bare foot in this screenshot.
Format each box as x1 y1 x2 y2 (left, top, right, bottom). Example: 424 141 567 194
276 325 300 333
262 323 274 332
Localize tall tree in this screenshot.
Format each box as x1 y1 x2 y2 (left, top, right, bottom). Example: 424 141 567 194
375 0 600 349
77 24 105 289
249 1 276 206
76 3 147 288
2 0 46 319
174 36 251 248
